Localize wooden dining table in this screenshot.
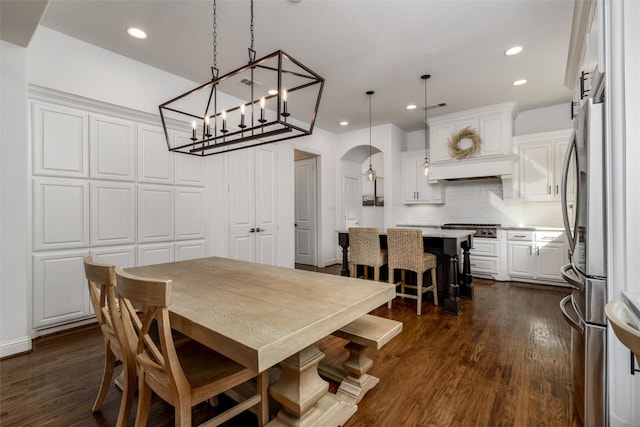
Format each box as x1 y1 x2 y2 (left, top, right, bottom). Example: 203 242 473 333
125 256 395 427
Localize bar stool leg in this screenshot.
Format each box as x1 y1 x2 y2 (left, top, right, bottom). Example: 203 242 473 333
416 272 423 315
431 268 438 306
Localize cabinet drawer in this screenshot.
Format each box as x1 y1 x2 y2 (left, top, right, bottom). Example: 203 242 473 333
535 231 565 243
470 239 499 256
470 257 498 274
507 231 534 241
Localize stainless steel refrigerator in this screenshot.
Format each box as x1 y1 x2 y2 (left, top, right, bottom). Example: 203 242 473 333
559 95 608 426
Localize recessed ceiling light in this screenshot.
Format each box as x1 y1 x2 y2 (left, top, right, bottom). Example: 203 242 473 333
127 27 147 40
505 46 523 56
267 89 278 95
513 79 527 86
406 104 417 110
339 121 349 126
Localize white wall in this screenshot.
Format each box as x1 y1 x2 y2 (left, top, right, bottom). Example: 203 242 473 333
513 104 574 136
0 40 31 357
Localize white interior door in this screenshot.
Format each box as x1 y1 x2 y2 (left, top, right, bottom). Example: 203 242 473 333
343 174 361 229
226 146 277 265
295 157 317 266
227 149 256 262
254 146 277 265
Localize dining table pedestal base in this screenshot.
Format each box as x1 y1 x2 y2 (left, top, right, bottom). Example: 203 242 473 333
268 345 357 427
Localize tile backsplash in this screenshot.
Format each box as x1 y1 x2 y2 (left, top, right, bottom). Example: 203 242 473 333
401 179 564 227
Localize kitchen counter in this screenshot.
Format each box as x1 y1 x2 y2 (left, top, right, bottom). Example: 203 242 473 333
396 223 564 232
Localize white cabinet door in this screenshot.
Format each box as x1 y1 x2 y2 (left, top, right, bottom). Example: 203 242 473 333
507 242 534 277
32 102 89 178
226 146 277 265
90 114 135 181
138 124 175 184
536 242 566 281
137 185 175 243
33 178 90 251
90 181 136 247
175 187 205 241
175 240 206 261
479 115 504 156
519 143 553 199
32 249 91 329
175 131 206 186
401 156 420 202
400 152 442 204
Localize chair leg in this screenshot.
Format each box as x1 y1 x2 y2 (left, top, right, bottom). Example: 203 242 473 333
416 272 423 315
431 268 438 306
349 263 355 278
374 266 380 282
92 339 116 412
174 398 191 427
387 268 394 309
115 362 137 427
400 270 406 297
134 372 152 427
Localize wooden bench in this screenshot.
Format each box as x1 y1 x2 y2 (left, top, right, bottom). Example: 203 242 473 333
318 314 402 404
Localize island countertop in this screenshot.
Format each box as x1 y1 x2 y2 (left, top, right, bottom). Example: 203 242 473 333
337 227 475 239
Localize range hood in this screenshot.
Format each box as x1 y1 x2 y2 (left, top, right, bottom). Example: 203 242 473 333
428 154 514 199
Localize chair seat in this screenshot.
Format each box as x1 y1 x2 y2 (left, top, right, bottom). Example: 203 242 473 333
177 341 257 403
419 252 437 273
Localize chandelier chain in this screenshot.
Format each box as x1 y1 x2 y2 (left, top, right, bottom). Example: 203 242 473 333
250 0 255 51
212 0 217 70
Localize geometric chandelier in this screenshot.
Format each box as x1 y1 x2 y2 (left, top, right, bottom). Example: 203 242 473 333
159 0 324 156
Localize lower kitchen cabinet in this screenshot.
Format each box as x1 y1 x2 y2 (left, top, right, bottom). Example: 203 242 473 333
469 237 500 278
506 230 568 284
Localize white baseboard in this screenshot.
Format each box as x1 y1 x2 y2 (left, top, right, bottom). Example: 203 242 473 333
0 336 32 358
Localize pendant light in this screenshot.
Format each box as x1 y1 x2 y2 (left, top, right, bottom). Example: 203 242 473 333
366 90 376 182
422 74 431 176
158 0 324 156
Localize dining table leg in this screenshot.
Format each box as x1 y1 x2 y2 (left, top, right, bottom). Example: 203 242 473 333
267 344 358 427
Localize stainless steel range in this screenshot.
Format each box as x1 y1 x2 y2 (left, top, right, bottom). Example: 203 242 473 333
441 223 500 238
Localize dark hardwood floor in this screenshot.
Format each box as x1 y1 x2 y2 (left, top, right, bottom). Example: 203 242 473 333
0 265 580 426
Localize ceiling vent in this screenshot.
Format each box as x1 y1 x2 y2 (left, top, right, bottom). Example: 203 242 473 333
239 78 262 87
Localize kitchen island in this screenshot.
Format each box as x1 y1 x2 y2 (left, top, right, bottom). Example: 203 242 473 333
338 228 475 315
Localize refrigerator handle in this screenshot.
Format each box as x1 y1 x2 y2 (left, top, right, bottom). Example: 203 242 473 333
561 263 584 291
560 295 584 333
561 129 577 253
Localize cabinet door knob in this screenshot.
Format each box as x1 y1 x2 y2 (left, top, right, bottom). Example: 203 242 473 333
250 228 256 233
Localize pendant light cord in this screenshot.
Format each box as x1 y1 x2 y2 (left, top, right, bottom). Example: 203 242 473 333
369 93 372 166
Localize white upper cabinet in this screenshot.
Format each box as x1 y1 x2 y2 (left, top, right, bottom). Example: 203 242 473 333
400 151 443 204
90 181 136 246
90 114 136 181
32 102 89 178
513 129 573 201
429 102 517 164
175 131 206 187
138 123 175 184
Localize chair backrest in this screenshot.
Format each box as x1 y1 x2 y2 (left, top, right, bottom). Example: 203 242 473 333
386 228 424 272
348 227 382 266
84 256 122 357
114 267 188 394
605 300 640 363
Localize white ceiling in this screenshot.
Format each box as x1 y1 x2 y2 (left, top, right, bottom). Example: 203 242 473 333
3 0 575 134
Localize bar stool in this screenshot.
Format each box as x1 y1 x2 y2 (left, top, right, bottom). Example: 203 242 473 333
386 228 438 315
348 227 387 282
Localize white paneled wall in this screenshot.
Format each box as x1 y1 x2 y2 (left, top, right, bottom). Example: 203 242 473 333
30 98 206 332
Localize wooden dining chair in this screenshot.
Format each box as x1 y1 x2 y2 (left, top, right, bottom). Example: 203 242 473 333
386 228 438 315
348 227 388 282
114 267 269 427
84 256 136 427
